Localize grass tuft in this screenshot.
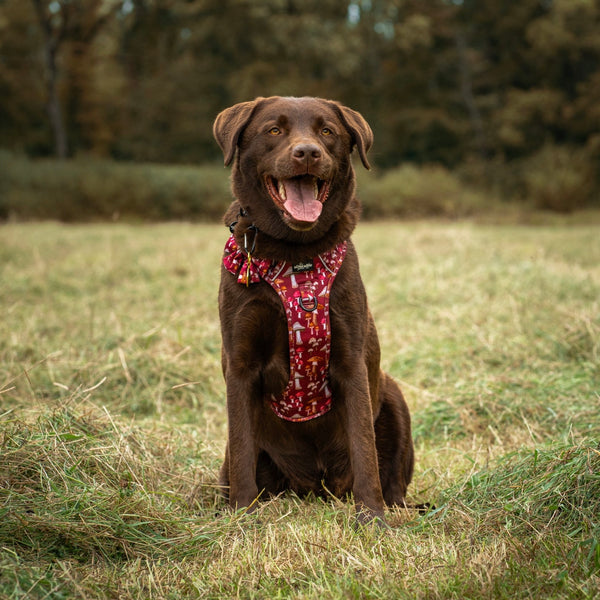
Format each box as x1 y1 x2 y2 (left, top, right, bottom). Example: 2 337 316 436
0 405 221 565
440 441 600 573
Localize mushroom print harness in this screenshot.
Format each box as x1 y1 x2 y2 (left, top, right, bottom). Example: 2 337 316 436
223 231 347 422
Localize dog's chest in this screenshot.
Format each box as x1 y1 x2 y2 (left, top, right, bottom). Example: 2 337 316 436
223 235 347 421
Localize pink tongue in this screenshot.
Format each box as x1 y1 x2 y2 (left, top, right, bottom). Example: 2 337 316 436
282 178 322 223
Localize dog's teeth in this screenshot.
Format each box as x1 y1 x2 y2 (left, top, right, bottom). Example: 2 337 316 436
313 179 319 199
278 181 286 200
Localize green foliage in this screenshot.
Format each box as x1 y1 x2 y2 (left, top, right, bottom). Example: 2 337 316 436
358 163 488 219
3 148 599 222
2 153 500 221
493 89 565 155
0 152 230 221
520 145 596 212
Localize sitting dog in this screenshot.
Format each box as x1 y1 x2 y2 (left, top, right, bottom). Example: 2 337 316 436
213 96 414 525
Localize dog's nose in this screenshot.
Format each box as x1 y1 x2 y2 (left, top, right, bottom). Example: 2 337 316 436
292 143 322 162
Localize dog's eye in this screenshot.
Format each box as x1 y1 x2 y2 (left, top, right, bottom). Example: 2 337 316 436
268 127 282 136
321 128 333 136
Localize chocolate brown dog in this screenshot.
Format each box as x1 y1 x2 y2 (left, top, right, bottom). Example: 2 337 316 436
213 96 414 525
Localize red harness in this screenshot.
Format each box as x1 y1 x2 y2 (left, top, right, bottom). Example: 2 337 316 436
223 234 347 422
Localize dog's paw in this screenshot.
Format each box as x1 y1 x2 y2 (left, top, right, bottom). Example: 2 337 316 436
353 508 389 531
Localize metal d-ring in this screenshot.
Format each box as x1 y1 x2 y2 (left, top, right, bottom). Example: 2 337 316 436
298 294 318 312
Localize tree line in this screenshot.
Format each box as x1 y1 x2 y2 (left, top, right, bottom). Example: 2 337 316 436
1 0 599 207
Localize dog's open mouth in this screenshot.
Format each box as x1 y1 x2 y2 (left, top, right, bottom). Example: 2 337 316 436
265 175 331 225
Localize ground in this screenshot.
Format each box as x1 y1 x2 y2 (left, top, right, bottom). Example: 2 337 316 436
1 221 598 599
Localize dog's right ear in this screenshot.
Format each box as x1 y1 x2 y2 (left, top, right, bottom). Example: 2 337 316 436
213 99 262 166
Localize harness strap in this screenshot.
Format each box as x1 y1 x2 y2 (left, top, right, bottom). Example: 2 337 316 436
223 234 347 422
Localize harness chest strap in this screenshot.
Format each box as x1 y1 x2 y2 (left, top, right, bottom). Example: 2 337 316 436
223 234 347 422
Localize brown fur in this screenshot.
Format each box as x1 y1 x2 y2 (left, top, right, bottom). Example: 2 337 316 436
213 96 414 524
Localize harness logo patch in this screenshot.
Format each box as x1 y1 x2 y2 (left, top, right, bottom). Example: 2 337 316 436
292 261 313 273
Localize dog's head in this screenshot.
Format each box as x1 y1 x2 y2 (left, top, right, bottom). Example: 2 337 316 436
213 96 372 236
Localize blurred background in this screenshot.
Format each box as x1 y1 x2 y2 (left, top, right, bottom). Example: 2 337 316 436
1 0 599 220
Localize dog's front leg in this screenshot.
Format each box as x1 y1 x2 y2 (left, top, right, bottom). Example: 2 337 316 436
224 375 261 512
340 364 386 525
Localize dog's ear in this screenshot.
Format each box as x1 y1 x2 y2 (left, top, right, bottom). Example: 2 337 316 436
213 98 263 166
330 102 373 170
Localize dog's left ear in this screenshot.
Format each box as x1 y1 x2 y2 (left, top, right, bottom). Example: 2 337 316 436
213 98 263 166
330 102 374 170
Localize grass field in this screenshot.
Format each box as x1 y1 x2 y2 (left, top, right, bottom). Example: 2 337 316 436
1 221 599 599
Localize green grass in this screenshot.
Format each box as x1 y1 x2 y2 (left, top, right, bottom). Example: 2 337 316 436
1 221 599 598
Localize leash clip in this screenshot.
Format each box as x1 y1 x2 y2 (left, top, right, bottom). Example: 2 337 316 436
243 225 259 288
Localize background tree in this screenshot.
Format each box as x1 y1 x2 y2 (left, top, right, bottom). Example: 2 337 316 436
27 0 121 158
0 1 49 154
31 0 69 157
